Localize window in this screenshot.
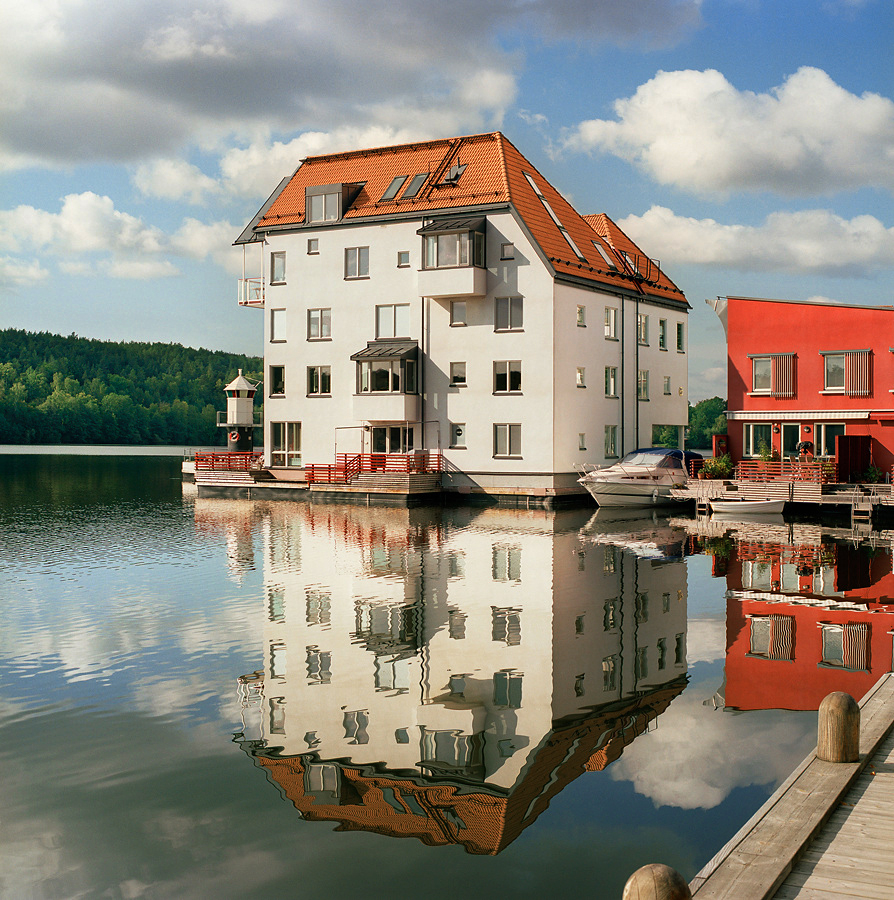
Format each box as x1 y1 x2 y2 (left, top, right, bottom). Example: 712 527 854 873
501 242 515 259
376 303 410 338
358 359 416 393
493 670 523 708
602 656 618 691
657 638 667 670
271 421 301 466
307 308 331 340
397 250 410 267
270 251 286 284
306 590 331 626
450 362 466 386
820 622 869 670
494 360 522 393
816 423 845 457
343 710 370 745
605 424 618 458
637 369 649 400
492 607 521 645
578 432 586 451
269 697 285 733
270 308 286 342
747 614 794 660
307 238 319 254
605 366 618 397
523 171 586 261
493 546 521 581
592 239 618 270
450 423 466 448
450 300 466 326
749 353 796 397
371 425 414 453
744 423 772 457
306 647 332 684
403 172 428 198
345 246 369 279
821 350 871 396
307 191 339 223
637 314 649 345
381 175 408 201
676 322 685 352
493 423 521 457
307 365 331 395
269 365 285 396
576 305 586 327
448 609 467 639
635 647 648 680
424 232 483 268
576 367 586 387
663 376 671 395
495 296 523 331
659 319 667 349
753 357 772 393
605 306 618 339
675 633 685 665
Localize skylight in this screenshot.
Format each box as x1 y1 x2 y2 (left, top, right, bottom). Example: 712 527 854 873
402 172 429 198
441 163 466 185
380 176 408 201
523 172 587 263
591 240 618 270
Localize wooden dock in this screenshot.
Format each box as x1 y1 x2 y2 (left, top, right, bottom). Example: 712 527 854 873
690 673 894 899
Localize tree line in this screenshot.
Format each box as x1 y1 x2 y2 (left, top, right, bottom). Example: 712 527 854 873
652 395 727 450
0 329 262 446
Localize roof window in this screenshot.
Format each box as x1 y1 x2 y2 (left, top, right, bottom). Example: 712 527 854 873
523 172 587 263
591 240 618 270
305 182 364 224
402 172 429 198
380 176 408 201
440 163 467 185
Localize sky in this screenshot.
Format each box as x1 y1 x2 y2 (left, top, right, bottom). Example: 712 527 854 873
1 0 892 401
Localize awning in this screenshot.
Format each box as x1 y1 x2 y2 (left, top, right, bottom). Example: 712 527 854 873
350 341 419 361
417 216 486 235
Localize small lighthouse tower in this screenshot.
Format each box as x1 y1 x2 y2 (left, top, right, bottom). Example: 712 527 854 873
223 370 258 451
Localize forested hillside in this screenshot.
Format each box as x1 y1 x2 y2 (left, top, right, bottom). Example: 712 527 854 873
0 329 262 445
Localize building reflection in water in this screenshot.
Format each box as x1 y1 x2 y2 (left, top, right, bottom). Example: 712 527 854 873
195 501 691 854
674 515 894 712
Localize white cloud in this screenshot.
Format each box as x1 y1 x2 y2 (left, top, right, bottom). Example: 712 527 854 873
172 218 243 274
134 159 220 204
617 206 894 276
611 691 815 809
564 67 894 196
0 0 703 174
0 256 48 289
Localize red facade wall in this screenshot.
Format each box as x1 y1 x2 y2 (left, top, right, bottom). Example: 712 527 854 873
725 297 894 470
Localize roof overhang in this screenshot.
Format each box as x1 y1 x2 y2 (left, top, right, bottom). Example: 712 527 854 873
350 341 419 361
417 216 486 235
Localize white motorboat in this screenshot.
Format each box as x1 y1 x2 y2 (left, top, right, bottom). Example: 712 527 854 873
709 498 786 515
578 448 701 508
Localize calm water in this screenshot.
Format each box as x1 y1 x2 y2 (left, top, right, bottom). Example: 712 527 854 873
4 455 890 899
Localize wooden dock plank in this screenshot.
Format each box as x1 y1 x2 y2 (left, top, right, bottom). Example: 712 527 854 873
690 674 894 900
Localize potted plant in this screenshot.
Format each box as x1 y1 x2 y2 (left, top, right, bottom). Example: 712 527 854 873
700 453 732 479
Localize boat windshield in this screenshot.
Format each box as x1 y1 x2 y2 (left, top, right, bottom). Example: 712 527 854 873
618 449 685 470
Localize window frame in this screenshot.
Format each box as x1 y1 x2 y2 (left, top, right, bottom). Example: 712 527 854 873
752 356 772 393
357 358 417 395
493 360 522 394
744 423 773 458
270 421 301 467
307 307 331 340
306 365 331 396
375 303 411 339
423 231 484 269
604 366 618 397
637 313 649 346
450 422 466 448
450 362 467 386
493 423 522 458
663 375 672 395
604 306 618 339
270 308 287 343
658 318 667 350
307 238 319 255
637 369 649 400
307 190 339 223
605 424 618 459
815 422 845 457
268 365 285 397
495 296 523 332
270 251 286 285
676 321 685 353
396 250 410 268
576 366 586 388
344 246 369 280
576 305 586 327
450 300 467 326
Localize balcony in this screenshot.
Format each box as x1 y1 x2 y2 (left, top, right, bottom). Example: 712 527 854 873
353 392 420 421
417 265 487 299
237 277 265 307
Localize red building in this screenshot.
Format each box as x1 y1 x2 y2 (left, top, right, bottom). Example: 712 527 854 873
710 296 894 475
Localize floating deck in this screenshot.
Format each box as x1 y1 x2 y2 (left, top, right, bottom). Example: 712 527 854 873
690 673 894 899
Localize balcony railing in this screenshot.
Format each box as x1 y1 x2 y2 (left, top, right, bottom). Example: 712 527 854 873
736 459 838 484
216 410 262 427
237 277 265 307
306 453 444 484
195 451 263 472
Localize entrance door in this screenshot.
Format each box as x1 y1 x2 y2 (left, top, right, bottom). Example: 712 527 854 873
781 423 801 459
371 426 414 454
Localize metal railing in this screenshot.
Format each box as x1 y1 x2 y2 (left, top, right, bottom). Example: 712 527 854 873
237 277 265 307
305 452 444 484
736 459 838 484
195 451 264 472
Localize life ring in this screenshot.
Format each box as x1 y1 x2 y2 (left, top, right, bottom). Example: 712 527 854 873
229 430 241 442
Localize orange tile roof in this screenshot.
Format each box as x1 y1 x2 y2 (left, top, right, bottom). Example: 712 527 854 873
249 132 687 305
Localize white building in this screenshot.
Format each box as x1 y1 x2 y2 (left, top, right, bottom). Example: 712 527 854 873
235 132 690 502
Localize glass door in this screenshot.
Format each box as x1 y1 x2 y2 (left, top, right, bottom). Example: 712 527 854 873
781 423 800 459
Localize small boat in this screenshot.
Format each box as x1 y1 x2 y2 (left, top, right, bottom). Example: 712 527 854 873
578 448 702 508
709 498 786 515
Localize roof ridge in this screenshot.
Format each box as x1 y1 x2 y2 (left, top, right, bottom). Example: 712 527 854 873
300 131 502 164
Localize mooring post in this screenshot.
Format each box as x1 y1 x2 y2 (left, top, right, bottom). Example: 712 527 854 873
622 863 691 899
816 691 860 763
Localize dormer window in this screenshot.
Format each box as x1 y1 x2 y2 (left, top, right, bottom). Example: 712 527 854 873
305 183 364 224
418 217 485 269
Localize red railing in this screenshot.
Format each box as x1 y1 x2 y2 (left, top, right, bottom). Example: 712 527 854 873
195 451 263 472
735 459 838 484
305 452 444 484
